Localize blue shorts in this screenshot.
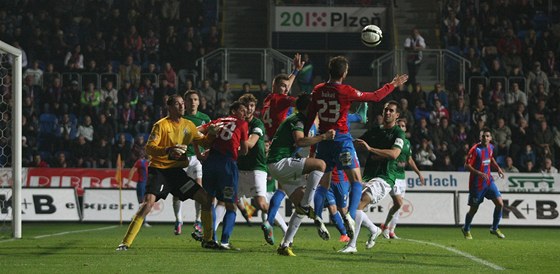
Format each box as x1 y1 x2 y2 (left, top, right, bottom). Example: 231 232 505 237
468 181 501 206
326 182 350 209
316 132 359 172
202 152 239 203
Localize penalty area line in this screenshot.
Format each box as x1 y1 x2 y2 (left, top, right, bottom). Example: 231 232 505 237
34 225 118 239
403 238 505 271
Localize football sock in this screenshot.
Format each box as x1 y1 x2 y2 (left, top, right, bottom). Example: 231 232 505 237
122 215 144 247
464 212 474 231
331 211 347 235
214 204 226 230
275 214 288 234
348 210 364 248
201 209 213 242
172 197 182 223
267 190 285 226
314 185 328 218
195 201 202 222
262 212 268 223
492 206 503 231
281 213 303 247
389 209 400 232
313 185 328 219
221 209 236 244
301 170 323 208
360 210 378 234
348 182 363 219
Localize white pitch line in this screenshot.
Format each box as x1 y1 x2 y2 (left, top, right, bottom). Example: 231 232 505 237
404 238 505 271
33 225 118 239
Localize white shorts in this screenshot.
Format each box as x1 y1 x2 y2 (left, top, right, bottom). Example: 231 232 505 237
390 178 406 197
363 178 391 205
238 170 268 198
268 157 307 196
184 156 202 179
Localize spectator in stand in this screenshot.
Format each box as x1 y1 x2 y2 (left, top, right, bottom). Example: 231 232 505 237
22 136 34 167
177 41 198 88
406 83 426 112
143 29 160 66
137 77 155 107
113 132 132 168
541 157 558 174
80 82 102 117
217 80 238 106
487 59 507 78
492 118 512 157
117 101 136 134
200 79 217 107
488 81 506 117
72 135 94 168
449 82 469 107
399 98 415 129
542 50 558 77
24 60 44 87
94 113 115 146
415 138 437 171
413 99 430 123
403 28 426 90
22 75 42 111
94 137 113 168
501 48 523 76
63 44 84 71
527 61 549 96
506 82 528 113
533 119 555 161
119 55 142 87
464 47 486 77
163 62 178 89
427 83 449 109
429 99 449 127
134 102 152 134
89 31 106 66
497 28 522 57
99 97 118 130
452 143 469 171
50 151 70 168
522 47 538 74
503 156 519 173
432 117 455 153
509 101 529 128
77 115 95 143
412 117 432 145
56 113 78 151
22 115 37 149
452 123 469 148
123 25 143 62
198 95 214 118
471 98 492 127
524 160 537 173
118 80 139 109
84 59 100 73
65 80 83 114
42 77 63 114
451 97 471 129
100 80 119 105
30 153 49 167
129 134 147 167
214 98 229 119
518 144 537 172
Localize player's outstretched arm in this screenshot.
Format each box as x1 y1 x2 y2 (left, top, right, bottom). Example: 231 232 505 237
287 53 305 92
354 139 401 160
294 129 335 147
407 156 425 185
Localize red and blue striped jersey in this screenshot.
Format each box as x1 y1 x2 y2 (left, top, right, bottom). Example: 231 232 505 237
466 142 494 190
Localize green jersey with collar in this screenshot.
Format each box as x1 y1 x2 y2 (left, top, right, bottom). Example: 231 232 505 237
359 124 406 186
238 117 267 172
183 111 211 157
267 112 306 164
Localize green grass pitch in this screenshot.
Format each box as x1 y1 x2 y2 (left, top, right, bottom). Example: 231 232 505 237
1 223 558 273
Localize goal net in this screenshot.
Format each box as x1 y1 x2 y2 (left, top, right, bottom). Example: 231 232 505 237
0 40 22 239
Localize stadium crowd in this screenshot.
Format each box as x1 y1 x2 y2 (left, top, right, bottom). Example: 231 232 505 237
1 0 559 174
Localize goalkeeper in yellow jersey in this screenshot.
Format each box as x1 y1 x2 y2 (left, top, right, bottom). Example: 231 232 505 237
116 94 222 251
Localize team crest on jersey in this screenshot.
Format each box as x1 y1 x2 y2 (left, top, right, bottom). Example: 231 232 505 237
183 127 190 137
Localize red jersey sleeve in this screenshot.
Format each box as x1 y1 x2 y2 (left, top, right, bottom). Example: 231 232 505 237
466 144 478 167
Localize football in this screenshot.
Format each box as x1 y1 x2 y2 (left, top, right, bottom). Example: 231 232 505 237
361 24 383 47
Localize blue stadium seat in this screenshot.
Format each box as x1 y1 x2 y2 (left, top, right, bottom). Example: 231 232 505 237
115 132 134 145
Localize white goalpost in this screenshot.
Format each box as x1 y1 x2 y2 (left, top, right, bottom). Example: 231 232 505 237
0 40 22 239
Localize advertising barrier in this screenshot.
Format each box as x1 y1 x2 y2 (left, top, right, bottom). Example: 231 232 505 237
458 192 560 226
0 188 80 221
